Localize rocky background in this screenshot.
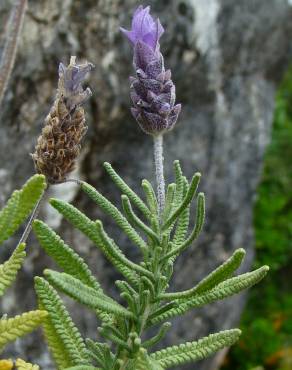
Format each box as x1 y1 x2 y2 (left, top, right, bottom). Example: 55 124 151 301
1 0 292 369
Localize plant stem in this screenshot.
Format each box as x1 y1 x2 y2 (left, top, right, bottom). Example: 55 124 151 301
153 134 165 220
0 0 27 106
18 186 48 245
51 178 82 186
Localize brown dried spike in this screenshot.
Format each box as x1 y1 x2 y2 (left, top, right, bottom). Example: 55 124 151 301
32 97 87 184
31 57 93 183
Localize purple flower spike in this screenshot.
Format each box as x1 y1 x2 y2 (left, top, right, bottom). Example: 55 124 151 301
121 6 181 136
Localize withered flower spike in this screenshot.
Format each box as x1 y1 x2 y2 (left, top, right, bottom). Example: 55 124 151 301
32 56 93 184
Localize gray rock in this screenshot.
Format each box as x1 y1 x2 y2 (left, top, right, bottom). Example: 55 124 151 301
1 0 291 369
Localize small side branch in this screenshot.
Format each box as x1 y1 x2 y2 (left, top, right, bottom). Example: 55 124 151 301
153 134 165 219
0 0 27 106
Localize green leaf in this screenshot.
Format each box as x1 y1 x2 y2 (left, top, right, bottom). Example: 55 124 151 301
80 181 147 251
0 175 46 246
172 177 190 248
162 192 205 261
0 310 47 352
86 339 115 370
162 172 201 231
44 269 134 320
173 160 184 197
121 195 160 244
15 358 40 370
150 329 241 368
49 198 139 287
95 220 152 279
33 220 113 323
143 323 171 349
34 277 90 367
150 266 269 325
103 162 151 219
161 248 246 300
141 180 158 216
0 243 26 297
33 220 100 291
162 184 176 222
38 300 73 369
126 348 164 370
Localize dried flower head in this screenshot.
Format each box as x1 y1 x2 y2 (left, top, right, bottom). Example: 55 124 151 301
32 57 94 184
121 5 181 136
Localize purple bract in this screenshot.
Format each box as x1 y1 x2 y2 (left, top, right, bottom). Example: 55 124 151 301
120 5 164 51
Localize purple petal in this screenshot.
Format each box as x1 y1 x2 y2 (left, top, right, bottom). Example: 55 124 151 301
136 68 147 79
134 110 167 135
132 79 148 100
162 80 174 94
120 27 136 44
130 91 140 105
140 77 162 95
145 59 164 78
172 104 182 116
134 41 156 70
143 32 157 50
132 6 150 33
157 19 164 40
164 69 172 81
167 105 181 130
143 111 167 132
121 6 164 50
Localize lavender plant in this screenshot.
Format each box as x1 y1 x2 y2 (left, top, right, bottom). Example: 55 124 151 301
28 5 269 370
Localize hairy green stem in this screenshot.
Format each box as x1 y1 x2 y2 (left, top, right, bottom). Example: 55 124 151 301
153 134 165 220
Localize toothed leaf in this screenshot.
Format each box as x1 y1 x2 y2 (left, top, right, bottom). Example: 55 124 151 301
34 277 89 367
33 220 100 290
45 270 134 319
150 329 241 368
126 348 163 370
0 175 46 245
15 358 39 370
150 266 269 325
0 243 26 297
80 181 147 251
0 310 47 351
162 248 246 300
49 198 139 287
0 359 13 370
103 162 151 219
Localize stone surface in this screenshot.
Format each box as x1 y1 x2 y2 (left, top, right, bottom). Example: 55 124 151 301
1 0 292 369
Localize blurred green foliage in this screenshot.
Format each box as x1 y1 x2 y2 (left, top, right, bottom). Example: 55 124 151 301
222 68 292 369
